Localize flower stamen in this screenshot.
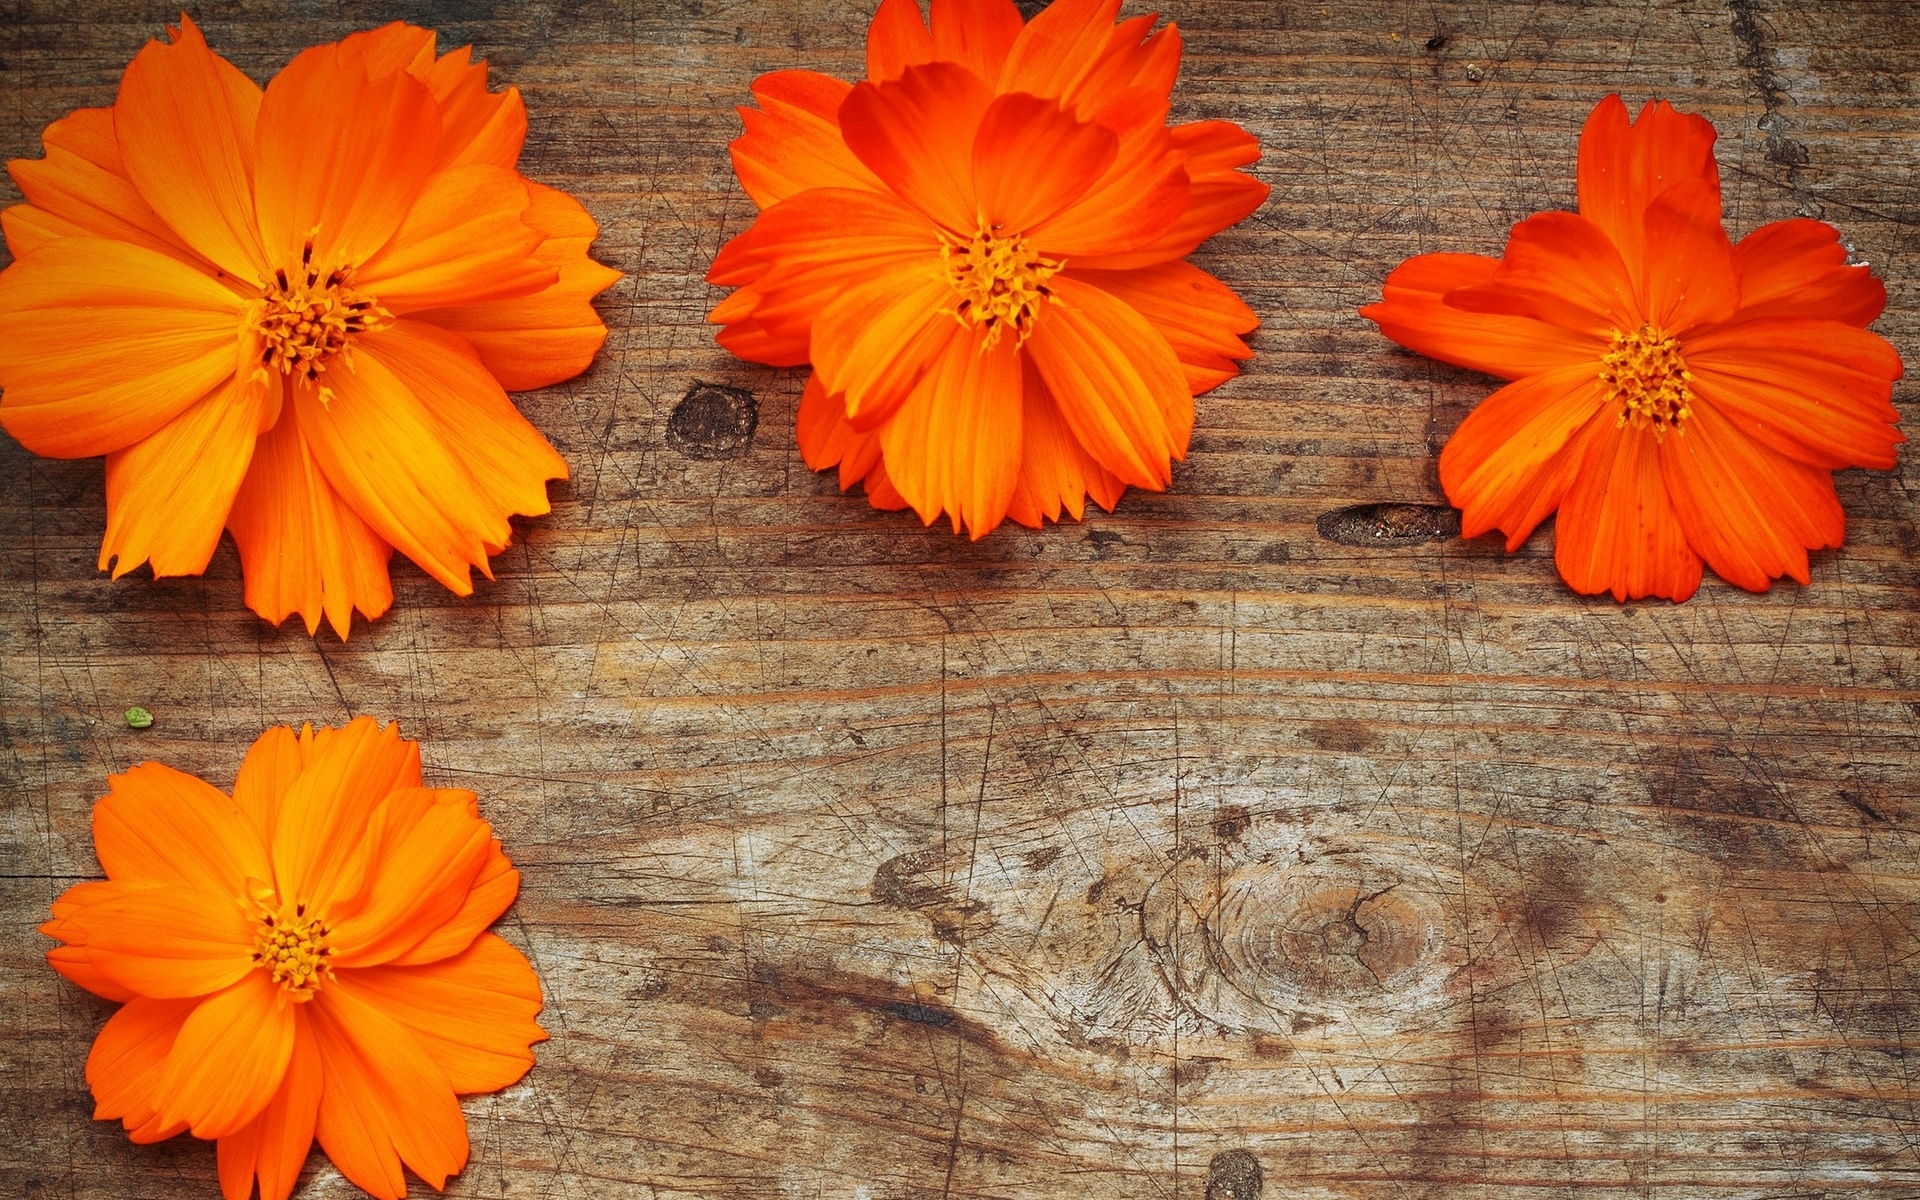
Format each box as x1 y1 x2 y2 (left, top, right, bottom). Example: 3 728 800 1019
249 241 390 384
941 225 1062 349
251 901 332 998
1602 324 1693 439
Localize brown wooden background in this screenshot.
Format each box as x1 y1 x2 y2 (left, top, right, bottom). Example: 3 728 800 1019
4 1 1920 1197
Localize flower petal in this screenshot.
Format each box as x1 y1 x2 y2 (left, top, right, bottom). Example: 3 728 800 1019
0 237 244 458
1067 262 1256 394
94 760 272 896
234 724 309 847
999 0 1125 107
253 40 439 273
310 979 469 1199
969 92 1117 235
412 180 620 392
1360 252 1604 381
865 0 936 83
1553 419 1703 602
112 15 268 281
878 326 1024 537
335 933 545 1094
1004 358 1127 528
83 885 257 999
730 70 887 207
217 1008 321 1200
1439 364 1612 550
270 718 422 914
45 879 150 1002
1070 118 1268 270
328 788 495 968
226 405 396 641
354 165 550 314
1641 191 1737 332
414 43 527 172
154 971 295 1138
1026 89 1188 258
385 838 519 967
99 373 271 581
1660 397 1845 592
1684 318 1904 471
1446 211 1642 338
930 0 1024 88
840 62 993 235
87 994 198 1137
1066 14 1183 115
812 261 959 429
1024 273 1187 489
5 106 200 263
1730 218 1888 327
1575 94 1720 289
796 372 887 492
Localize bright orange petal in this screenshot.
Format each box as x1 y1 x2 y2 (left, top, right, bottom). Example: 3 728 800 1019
730 70 888 207
309 980 468 1200
1553 419 1703 602
99 373 270 581
1640 192 1737 333
416 44 528 171
1575 95 1720 288
327 788 495 968
969 92 1116 234
252 40 438 273
5 106 200 264
87 994 197 1139
93 761 271 896
796 372 887 492
1027 89 1188 258
1684 318 1904 471
1660 397 1845 592
1004 359 1127 528
930 0 1024 88
1066 262 1256 394
354 165 551 313
999 0 1124 108
1024 274 1186 489
865 0 937 83
45 879 150 1003
1066 14 1183 115
271 718 420 915
840 62 993 234
1068 118 1266 270
1445 211 1641 338
226 405 396 641
1439 364 1612 550
0 237 244 459
234 724 308 848
153 971 295 1138
1730 218 1888 327
217 1009 321 1200
415 180 620 392
336 933 545 1094
811 261 959 429
385 838 518 967
82 885 257 999
1360 252 1604 381
112 15 268 281
878 327 1024 537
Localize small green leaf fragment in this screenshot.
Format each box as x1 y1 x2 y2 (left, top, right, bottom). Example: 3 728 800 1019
125 706 154 730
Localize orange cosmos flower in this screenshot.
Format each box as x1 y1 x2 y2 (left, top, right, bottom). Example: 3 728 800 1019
0 17 620 637
1361 95 1904 601
42 717 543 1200
708 0 1268 537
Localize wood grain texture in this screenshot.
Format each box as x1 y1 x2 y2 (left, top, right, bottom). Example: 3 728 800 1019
3 1 1919 1197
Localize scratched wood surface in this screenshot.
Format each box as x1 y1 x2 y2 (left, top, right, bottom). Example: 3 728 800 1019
4 1 1920 1197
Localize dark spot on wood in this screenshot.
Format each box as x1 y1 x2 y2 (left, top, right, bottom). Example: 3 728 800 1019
1425 33 1448 50
1022 844 1062 870
1315 502 1460 546
873 849 948 908
1304 717 1382 753
748 999 782 1022
1206 1148 1263 1200
753 1065 784 1087
1085 529 1127 549
666 383 758 460
1840 789 1888 824
885 1001 956 1027
1213 804 1252 842
1255 543 1290 564
1014 0 1049 18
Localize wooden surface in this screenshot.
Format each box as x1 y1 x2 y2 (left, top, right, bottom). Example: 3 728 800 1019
4 1 1920 1197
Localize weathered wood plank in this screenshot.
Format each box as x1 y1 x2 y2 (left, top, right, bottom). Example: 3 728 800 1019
3 1 1918 1197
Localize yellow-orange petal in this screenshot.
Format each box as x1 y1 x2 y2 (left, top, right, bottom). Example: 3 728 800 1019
226 405 396 641
356 165 551 314
797 373 887 491
866 0 937 84
1730 218 1888 327
930 0 1024 89
45 878 157 1002
1576 95 1721 291
969 92 1117 235
0 237 244 459
1003 360 1127 528
252 40 438 273
731 70 888 208
416 44 527 171
153 971 295 1138
88 994 198 1136
271 717 420 915
328 788 495 968
310 980 469 1199
234 724 308 848
840 62 994 235
112 15 269 282
1027 89 1188 259
1554 419 1703 602
94 760 272 896
1066 262 1256 395
1360 252 1605 381
1024 274 1187 489
386 838 519 967
99 373 270 581
1438 364 1612 551
1068 118 1267 270
337 933 545 1094
812 261 959 430
878 327 1025 538
417 179 620 391
217 1008 322 1200
5 106 200 264
83 885 257 999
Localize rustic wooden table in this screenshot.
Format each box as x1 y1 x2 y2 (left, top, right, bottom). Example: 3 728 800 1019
4 1 1918 1197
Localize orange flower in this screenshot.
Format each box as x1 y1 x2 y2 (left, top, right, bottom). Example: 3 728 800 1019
0 18 621 637
1361 95 1904 601
708 0 1268 537
42 718 543 1200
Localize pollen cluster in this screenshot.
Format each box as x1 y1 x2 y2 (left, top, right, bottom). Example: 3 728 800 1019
942 226 1062 348
250 245 388 383
252 903 332 997
1602 324 1693 438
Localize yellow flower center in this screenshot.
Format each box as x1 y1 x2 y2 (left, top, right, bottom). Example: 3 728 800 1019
1602 323 1693 439
249 243 389 383
941 225 1062 349
252 902 332 998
